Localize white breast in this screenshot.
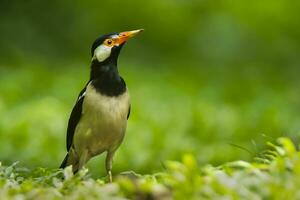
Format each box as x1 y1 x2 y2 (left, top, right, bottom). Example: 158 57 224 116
73 83 130 156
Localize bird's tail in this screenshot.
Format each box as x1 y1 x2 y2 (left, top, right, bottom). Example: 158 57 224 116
59 152 79 173
60 153 69 169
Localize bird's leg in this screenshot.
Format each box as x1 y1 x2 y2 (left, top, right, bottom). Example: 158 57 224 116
78 149 88 171
66 147 80 173
105 151 115 183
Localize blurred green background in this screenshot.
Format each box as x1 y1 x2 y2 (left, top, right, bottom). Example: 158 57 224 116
0 0 300 177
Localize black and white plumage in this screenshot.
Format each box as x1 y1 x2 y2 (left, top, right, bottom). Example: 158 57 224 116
60 30 143 182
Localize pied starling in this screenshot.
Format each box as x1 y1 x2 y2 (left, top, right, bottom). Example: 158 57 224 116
60 29 143 182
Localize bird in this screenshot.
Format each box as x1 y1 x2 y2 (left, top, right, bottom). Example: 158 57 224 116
60 29 143 182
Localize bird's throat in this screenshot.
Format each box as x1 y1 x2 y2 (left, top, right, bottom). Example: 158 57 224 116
90 61 126 96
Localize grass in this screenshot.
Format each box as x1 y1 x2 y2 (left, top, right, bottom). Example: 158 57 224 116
0 137 299 199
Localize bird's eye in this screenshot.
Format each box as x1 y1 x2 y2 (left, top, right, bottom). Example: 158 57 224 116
104 39 114 46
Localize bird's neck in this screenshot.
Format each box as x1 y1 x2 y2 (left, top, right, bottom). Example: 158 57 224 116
90 60 126 96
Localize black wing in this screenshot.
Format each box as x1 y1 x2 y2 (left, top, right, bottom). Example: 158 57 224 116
66 87 86 151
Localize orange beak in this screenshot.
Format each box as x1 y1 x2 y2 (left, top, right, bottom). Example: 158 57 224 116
115 29 144 45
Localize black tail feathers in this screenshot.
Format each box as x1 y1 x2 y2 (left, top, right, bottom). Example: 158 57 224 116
60 153 69 169
59 153 79 174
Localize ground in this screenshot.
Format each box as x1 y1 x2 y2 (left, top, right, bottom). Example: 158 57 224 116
0 137 299 200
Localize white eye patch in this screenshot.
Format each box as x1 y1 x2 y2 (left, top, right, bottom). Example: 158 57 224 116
92 44 112 62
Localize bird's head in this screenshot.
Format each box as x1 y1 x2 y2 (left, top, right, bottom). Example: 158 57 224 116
91 29 143 64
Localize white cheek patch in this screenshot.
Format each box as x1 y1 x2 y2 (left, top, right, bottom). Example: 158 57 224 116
93 45 112 62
